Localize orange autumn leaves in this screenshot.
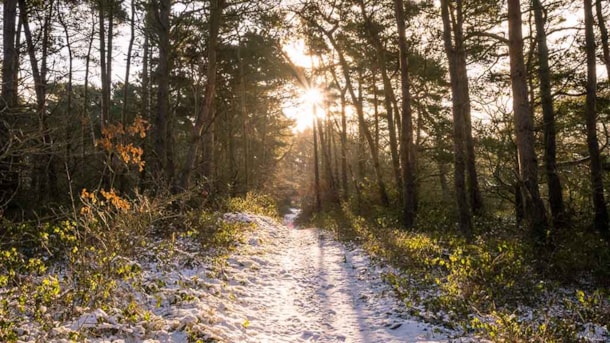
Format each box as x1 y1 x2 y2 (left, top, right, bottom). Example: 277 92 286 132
80 188 131 215
97 117 149 172
80 117 149 216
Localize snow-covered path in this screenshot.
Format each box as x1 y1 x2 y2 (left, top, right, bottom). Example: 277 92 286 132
49 210 455 342
211 209 450 342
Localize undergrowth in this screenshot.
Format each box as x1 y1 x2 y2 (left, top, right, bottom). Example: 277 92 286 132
0 188 277 341
222 191 280 219
307 203 610 342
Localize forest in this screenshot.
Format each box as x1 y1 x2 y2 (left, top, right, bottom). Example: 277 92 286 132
1 0 610 341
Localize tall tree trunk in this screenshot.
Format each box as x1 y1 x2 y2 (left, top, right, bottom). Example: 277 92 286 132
394 0 417 227
237 33 249 192
180 0 223 190
2 0 18 107
153 0 171 185
373 72 379 150
142 34 150 122
329 68 349 201
453 0 483 215
58 4 74 172
584 0 610 241
359 0 402 196
439 160 450 201
595 0 610 79
507 0 548 248
139 29 150 189
30 1 55 197
122 0 136 125
1 0 19 208
21 0 58 201
330 116 340 197
154 0 171 183
99 1 108 128
313 114 321 211
379 60 402 197
42 0 57 198
533 0 565 229
317 115 338 203
106 1 114 122
440 0 472 237
340 89 349 201
84 14 96 160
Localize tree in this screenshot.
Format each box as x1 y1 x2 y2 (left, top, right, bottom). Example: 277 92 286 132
2 0 18 108
584 0 609 241
152 0 173 183
394 0 417 227
180 0 224 190
313 114 322 210
507 0 548 248
122 0 136 125
301 6 391 207
595 0 610 79
20 0 59 200
358 0 402 196
1 0 19 209
98 0 109 128
532 0 565 229
440 0 472 236
442 0 483 218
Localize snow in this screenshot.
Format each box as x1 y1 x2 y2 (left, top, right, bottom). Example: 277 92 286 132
579 323 609 342
215 209 451 342
14 208 463 342
7 208 609 342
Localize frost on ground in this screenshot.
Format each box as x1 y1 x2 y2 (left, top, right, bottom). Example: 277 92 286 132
14 209 469 342
212 210 452 342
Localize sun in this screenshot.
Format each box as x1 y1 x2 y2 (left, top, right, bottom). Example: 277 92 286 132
301 88 324 107
283 86 326 132
281 39 325 132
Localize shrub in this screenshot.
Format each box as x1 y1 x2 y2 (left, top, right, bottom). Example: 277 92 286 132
306 205 610 342
224 192 279 218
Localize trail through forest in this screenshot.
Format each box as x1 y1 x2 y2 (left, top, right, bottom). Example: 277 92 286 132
50 210 463 342
211 209 453 342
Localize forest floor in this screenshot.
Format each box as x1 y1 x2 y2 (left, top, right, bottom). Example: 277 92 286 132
14 209 480 342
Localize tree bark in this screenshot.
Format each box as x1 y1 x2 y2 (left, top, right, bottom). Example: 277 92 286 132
340 88 349 201
595 0 610 79
122 0 136 125
507 0 548 248
180 0 223 190
139 25 150 190
106 0 114 122
453 0 483 215
394 0 417 227
58 4 74 171
313 116 321 211
2 0 18 107
329 67 349 201
1 0 19 208
533 0 565 229
99 1 108 128
20 0 58 199
359 0 402 197
440 0 472 237
84 13 96 160
317 114 338 203
153 0 172 183
237 33 249 192
584 0 610 240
